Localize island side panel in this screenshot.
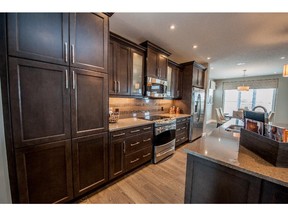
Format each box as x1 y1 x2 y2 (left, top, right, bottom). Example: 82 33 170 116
184 154 261 203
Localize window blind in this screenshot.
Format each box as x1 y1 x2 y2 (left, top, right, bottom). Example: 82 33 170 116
223 78 278 90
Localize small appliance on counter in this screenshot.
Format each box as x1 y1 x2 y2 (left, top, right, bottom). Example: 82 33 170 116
109 108 120 123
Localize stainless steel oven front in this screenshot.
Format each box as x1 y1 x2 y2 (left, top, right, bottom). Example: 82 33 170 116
153 120 176 163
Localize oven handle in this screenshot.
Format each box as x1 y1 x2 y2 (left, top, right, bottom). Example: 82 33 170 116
156 147 175 157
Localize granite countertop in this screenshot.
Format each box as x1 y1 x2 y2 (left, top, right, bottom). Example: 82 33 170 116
184 118 288 187
109 118 153 131
109 113 192 131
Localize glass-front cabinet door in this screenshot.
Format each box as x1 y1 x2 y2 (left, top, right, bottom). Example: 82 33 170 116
166 65 172 97
131 49 144 96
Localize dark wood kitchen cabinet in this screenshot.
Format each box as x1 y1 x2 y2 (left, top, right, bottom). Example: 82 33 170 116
7 13 108 73
109 124 153 180
71 68 108 138
72 133 108 197
2 13 110 203
182 61 206 89
140 41 171 80
15 140 73 203
9 57 71 148
109 32 145 96
167 60 183 99
181 61 206 89
175 117 190 147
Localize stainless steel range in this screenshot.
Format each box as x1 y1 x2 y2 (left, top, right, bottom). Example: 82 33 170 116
139 115 176 163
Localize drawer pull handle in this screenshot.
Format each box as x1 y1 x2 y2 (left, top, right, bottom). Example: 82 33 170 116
143 153 151 158
143 127 152 130
143 138 151 142
181 127 186 130
130 129 140 133
130 141 140 146
130 158 140 164
113 133 126 138
181 137 186 140
176 139 180 142
176 128 181 131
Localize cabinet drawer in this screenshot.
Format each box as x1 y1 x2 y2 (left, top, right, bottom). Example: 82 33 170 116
176 134 188 146
125 132 153 155
110 129 127 141
176 122 189 136
125 146 152 172
176 117 190 123
126 124 153 136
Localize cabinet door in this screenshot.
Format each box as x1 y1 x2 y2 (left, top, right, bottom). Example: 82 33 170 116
131 48 144 96
260 180 288 203
71 68 108 138
146 48 158 78
197 69 205 88
15 140 73 203
192 66 199 87
158 54 168 80
109 41 117 94
72 133 108 197
7 13 69 66
166 65 173 97
109 138 125 180
9 58 71 148
70 13 108 73
116 43 130 95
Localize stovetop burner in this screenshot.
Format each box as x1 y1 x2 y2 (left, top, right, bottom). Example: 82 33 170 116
138 115 176 126
139 115 171 121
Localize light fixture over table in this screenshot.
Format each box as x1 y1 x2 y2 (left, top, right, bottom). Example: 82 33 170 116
237 69 250 91
283 64 288 77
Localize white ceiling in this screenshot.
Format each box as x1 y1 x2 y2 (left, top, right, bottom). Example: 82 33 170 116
110 13 288 80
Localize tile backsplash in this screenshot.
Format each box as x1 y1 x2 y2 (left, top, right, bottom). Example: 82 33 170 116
109 98 174 119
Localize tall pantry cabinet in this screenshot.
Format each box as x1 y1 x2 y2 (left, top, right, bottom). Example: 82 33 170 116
0 13 109 203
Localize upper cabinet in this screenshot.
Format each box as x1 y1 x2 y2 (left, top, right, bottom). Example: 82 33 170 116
8 13 108 73
140 41 171 80
182 61 206 89
109 32 145 97
167 60 183 99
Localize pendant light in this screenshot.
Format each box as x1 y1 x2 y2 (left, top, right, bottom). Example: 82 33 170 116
237 69 250 91
283 64 288 77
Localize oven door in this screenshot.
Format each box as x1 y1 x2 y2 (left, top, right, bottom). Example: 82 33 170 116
154 129 176 146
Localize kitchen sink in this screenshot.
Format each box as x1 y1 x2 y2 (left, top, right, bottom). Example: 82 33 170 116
225 124 243 133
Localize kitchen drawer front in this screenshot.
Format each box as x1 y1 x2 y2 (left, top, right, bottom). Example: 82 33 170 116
125 132 153 155
126 124 153 137
110 129 127 141
176 133 188 146
176 122 189 135
125 146 152 172
176 117 190 124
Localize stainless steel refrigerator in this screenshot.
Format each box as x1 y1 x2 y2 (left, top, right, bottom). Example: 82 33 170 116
189 87 205 141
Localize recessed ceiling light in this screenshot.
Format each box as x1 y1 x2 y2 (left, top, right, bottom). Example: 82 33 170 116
211 67 214 70
237 62 245 66
280 57 285 60
170 25 175 30
193 45 198 49
274 72 277 74
207 57 211 60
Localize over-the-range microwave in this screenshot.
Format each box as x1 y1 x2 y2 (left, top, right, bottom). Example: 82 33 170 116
145 76 167 98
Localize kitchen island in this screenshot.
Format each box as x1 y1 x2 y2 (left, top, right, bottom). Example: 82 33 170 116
184 119 288 203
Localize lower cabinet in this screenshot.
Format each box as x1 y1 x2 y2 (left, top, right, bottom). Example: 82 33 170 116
109 124 153 180
185 153 288 203
175 117 190 147
72 132 108 197
15 140 73 203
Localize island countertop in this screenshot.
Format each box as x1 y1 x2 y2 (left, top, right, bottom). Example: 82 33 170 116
184 118 288 187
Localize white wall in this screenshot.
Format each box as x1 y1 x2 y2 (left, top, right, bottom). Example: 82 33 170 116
0 79 12 203
211 75 288 124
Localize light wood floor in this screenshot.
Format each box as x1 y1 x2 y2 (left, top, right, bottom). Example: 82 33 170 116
78 143 189 204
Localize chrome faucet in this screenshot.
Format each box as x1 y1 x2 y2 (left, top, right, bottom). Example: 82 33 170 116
252 105 267 113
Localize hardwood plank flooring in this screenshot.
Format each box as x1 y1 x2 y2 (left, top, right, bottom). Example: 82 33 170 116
78 143 189 204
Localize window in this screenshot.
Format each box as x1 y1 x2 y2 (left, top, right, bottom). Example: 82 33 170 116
223 88 276 116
